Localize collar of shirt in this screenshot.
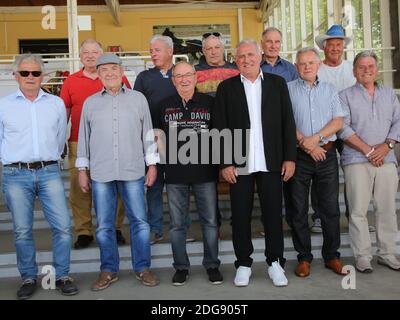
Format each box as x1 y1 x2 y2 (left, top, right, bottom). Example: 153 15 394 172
297 77 320 89
355 81 381 92
15 88 48 102
240 69 264 84
158 67 173 78
101 84 127 96
77 68 99 80
261 56 282 67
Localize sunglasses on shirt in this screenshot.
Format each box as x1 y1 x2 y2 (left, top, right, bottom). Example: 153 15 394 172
202 32 221 39
17 71 42 77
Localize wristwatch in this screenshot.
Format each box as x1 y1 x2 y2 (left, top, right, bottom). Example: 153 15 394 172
318 133 327 146
78 167 87 171
386 140 395 150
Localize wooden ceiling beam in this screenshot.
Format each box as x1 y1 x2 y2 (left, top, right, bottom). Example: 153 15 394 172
104 0 121 26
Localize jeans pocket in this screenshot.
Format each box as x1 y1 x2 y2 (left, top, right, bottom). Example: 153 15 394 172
2 167 16 176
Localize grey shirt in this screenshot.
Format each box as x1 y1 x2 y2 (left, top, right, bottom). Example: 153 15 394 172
287 78 346 142
338 83 400 166
76 86 159 182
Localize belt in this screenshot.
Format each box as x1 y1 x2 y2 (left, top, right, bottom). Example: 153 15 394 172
5 161 58 170
321 141 334 151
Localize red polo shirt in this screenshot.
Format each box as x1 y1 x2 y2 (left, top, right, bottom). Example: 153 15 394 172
60 68 131 142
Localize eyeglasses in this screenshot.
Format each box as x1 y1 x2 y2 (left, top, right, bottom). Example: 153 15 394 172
202 32 221 39
172 72 195 80
17 71 42 77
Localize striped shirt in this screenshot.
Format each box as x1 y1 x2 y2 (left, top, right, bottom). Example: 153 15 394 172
338 83 400 166
287 78 346 141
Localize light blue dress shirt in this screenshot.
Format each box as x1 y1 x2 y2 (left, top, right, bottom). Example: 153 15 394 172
0 89 67 164
287 78 346 142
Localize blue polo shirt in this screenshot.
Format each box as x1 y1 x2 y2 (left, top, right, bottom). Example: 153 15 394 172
260 56 299 83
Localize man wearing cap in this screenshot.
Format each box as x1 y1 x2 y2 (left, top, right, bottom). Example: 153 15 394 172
284 47 347 278
260 27 298 83
77 54 160 290
0 54 79 299
310 25 357 234
60 39 131 249
315 24 356 91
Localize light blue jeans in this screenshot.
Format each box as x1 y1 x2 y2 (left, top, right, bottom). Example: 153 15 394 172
92 177 151 273
2 164 72 281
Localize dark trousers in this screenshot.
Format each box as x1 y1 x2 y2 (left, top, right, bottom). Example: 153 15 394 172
311 139 349 220
284 148 341 263
230 171 285 268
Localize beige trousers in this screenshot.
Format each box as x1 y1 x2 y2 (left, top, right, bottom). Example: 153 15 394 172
68 142 125 236
344 162 399 260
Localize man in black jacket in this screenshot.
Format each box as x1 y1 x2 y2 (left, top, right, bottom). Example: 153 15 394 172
213 39 297 287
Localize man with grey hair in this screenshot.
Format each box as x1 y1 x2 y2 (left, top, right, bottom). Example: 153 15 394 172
260 27 298 82
338 51 400 272
284 47 346 278
60 39 131 249
134 35 179 245
77 54 160 290
195 33 239 96
194 33 240 239
153 61 221 285
213 39 297 287
0 54 78 299
311 25 359 234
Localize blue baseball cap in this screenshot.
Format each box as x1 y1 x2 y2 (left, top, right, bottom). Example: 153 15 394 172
315 24 352 50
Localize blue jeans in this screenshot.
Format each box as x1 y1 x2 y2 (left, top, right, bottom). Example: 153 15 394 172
2 164 72 281
146 164 164 236
92 177 151 273
167 181 220 270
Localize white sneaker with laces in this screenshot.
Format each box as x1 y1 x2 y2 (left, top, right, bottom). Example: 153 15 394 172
234 266 252 287
268 262 288 287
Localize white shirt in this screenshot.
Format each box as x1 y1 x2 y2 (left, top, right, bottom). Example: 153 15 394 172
240 71 268 174
318 60 356 92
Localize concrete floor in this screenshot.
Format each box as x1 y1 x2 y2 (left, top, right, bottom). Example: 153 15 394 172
0 257 399 301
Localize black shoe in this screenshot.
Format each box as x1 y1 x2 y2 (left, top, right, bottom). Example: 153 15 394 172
172 269 189 286
56 277 79 296
74 235 94 249
207 268 223 285
116 230 126 245
17 279 37 300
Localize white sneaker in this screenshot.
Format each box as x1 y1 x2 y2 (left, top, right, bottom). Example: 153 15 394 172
234 266 252 287
310 218 322 233
377 255 400 270
268 262 288 287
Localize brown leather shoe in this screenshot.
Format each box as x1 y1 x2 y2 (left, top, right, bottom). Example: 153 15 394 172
295 261 311 277
325 259 347 275
91 272 118 291
135 269 160 287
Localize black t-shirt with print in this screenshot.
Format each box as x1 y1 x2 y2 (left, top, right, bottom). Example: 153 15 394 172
154 92 218 184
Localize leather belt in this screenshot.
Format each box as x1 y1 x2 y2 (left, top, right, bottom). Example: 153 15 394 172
5 161 58 170
321 141 334 151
